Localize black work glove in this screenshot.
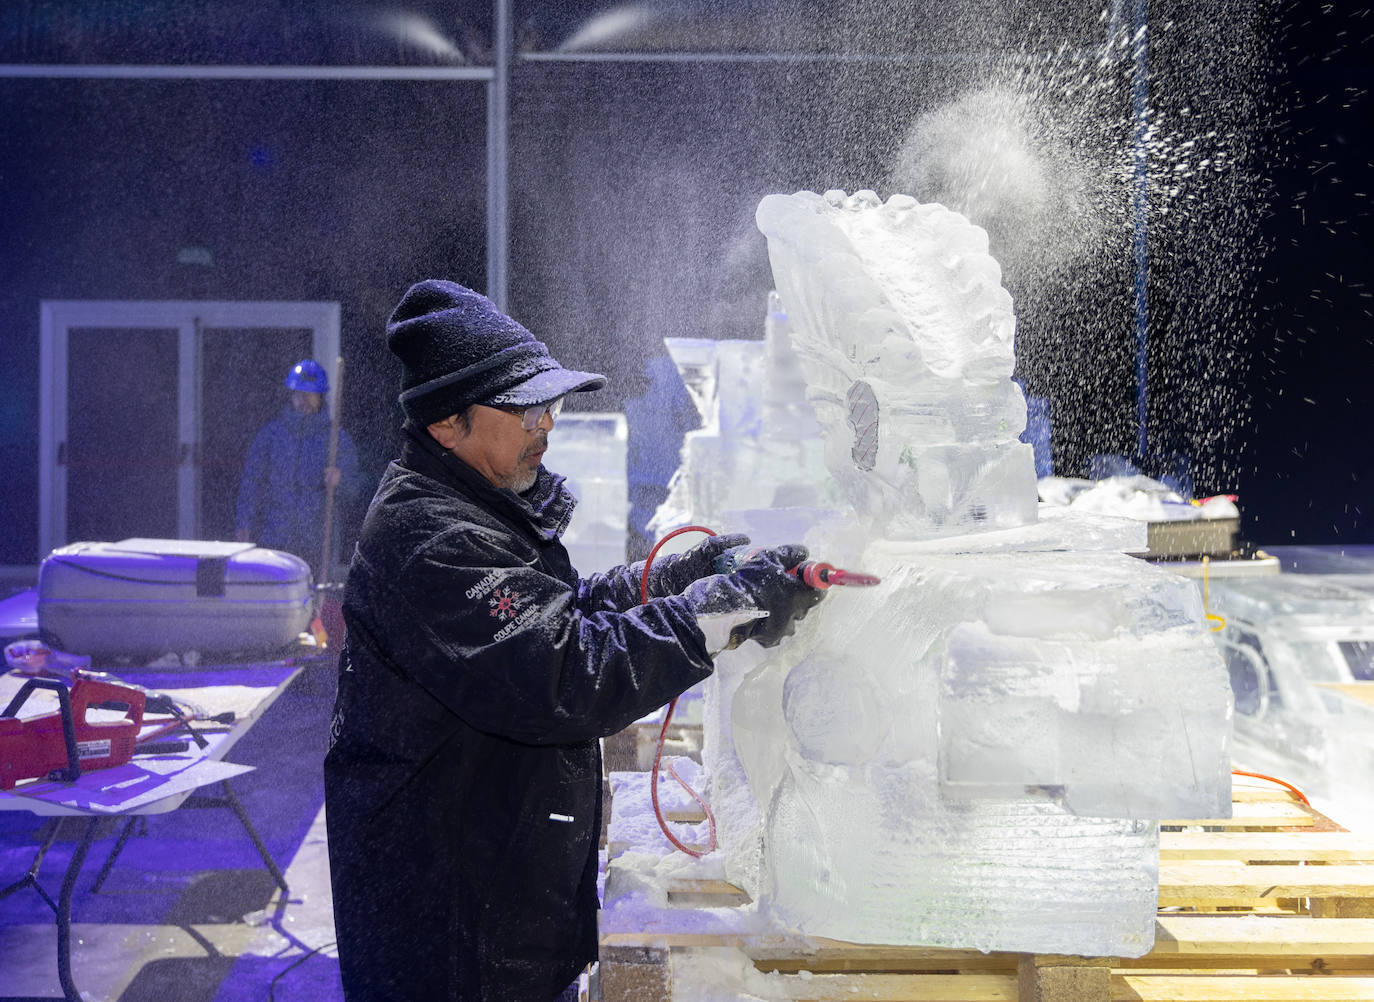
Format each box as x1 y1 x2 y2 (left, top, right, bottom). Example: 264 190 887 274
682 544 824 649
647 532 752 598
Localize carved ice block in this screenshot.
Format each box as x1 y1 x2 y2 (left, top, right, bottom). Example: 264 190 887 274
712 545 1231 956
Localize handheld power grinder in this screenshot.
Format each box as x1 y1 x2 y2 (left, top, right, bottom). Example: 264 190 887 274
713 545 882 589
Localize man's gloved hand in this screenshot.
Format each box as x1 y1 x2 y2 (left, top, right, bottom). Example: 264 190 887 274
648 532 751 598
682 544 824 650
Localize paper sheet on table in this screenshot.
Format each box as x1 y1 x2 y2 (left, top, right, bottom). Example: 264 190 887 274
152 683 284 722
6 756 254 814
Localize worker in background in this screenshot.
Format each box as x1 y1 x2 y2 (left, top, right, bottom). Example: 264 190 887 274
323 279 822 1001
234 359 360 578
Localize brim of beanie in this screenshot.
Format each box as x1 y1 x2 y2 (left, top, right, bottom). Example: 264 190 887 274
485 367 607 406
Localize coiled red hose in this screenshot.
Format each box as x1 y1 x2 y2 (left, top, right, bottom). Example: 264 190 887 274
640 525 719 858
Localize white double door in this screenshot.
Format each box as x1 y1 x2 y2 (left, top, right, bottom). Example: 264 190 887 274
39 300 340 558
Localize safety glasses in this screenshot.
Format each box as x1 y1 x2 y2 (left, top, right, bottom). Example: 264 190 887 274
492 396 564 430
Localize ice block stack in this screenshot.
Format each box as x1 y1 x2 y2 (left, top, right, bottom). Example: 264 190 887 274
552 412 629 575
650 316 838 538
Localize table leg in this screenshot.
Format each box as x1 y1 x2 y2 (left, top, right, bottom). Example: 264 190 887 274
90 816 142 893
56 816 100 1002
221 780 289 893
0 816 63 913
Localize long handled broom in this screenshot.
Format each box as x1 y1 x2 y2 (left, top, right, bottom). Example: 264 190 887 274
311 355 345 647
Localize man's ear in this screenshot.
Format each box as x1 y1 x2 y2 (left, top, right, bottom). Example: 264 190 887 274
427 415 460 450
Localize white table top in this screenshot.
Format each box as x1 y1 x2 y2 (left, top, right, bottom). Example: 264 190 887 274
0 661 301 817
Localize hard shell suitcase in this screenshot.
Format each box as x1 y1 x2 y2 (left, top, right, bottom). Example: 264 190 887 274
37 539 312 660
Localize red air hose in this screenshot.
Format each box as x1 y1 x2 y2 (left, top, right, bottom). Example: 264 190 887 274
1231 768 1311 806
641 525 720 858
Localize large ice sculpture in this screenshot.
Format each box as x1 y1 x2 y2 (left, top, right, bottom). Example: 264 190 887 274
694 190 1232 958
755 189 1038 539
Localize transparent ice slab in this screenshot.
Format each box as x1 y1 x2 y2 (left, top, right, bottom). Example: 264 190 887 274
651 309 841 536
1207 573 1374 824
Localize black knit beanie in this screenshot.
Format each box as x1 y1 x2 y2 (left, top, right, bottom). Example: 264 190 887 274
387 279 606 426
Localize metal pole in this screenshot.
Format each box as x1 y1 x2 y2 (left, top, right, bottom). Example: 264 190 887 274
318 355 344 586
1132 0 1150 463
487 0 512 310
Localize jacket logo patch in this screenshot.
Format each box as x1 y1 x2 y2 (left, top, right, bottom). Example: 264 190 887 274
488 586 524 621
492 596 541 642
465 569 502 600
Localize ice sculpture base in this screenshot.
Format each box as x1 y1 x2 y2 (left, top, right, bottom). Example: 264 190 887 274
765 771 1159 956
704 513 1231 959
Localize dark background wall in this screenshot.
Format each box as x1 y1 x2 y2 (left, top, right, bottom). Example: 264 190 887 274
1240 5 1374 545
0 75 489 564
0 0 1368 567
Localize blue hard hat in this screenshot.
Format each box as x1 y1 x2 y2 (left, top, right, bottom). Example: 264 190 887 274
285 359 328 393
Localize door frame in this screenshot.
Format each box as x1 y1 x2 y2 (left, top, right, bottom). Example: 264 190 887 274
39 299 340 557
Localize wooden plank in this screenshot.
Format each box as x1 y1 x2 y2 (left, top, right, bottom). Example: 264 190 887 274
600 944 670 1002
764 973 1017 1001
1159 832 1374 862
1231 787 1304 803
1112 975 1374 1000
1314 682 1374 708
1150 914 1374 957
668 970 1374 1001
1310 898 1374 919
1158 863 1374 904
1018 955 1111 1002
664 808 706 823
1123 959 1374 974
1163 802 1316 828
666 877 751 903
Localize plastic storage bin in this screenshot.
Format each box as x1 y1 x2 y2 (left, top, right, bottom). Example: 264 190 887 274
38 539 312 660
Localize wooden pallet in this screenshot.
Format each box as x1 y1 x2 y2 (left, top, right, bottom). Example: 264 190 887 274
600 783 1374 1001
603 717 703 773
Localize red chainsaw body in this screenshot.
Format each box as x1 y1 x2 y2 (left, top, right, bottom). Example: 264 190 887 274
0 676 146 790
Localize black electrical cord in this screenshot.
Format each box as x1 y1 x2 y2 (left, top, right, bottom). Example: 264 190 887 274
140 695 210 750
267 940 337 1001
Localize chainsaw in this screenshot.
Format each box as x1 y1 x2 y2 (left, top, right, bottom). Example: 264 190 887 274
0 674 146 790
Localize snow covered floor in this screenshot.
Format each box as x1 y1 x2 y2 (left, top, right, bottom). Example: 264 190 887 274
0 658 343 1002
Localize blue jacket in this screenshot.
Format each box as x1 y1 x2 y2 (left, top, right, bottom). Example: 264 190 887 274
235 404 359 568
323 424 714 1001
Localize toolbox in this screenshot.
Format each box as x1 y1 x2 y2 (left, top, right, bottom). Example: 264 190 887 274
37 539 312 661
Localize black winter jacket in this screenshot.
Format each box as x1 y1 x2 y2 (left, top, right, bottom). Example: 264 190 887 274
323 426 714 1001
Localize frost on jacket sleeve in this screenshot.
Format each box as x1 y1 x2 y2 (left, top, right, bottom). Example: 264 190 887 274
360 526 714 746
574 549 715 614
574 561 651 614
